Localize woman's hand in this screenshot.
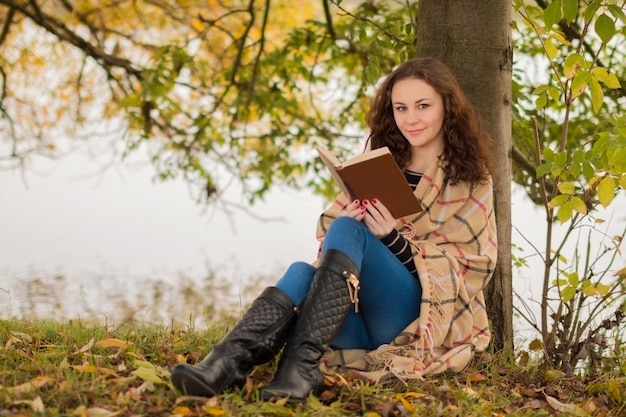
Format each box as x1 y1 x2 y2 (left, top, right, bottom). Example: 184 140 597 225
362 199 396 238
341 199 366 221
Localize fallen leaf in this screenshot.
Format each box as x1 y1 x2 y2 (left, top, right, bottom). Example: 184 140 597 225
462 387 479 398
76 338 95 354
95 338 132 349
12 396 45 413
85 407 121 417
171 406 195 416
545 395 589 416
202 406 226 416
4 375 55 396
466 372 487 383
73 363 99 374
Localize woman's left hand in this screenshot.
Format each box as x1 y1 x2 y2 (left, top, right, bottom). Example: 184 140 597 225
361 199 397 238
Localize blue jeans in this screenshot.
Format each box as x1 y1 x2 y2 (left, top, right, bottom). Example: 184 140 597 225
275 216 422 350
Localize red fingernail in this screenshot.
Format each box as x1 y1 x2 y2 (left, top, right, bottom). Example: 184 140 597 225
363 200 369 205
354 199 360 205
372 198 378 204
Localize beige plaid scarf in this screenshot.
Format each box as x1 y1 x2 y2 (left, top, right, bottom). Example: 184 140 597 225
315 157 498 383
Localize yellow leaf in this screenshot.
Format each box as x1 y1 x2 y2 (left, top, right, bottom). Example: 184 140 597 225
191 18 205 32
400 391 428 399
73 363 99 374
544 39 558 59
597 176 617 206
466 372 487 382
557 181 576 195
396 395 414 412
607 379 622 403
95 338 132 349
4 376 55 396
203 406 226 416
171 406 194 416
131 362 169 384
570 196 587 215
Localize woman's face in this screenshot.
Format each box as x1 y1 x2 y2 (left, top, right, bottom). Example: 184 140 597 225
391 78 445 155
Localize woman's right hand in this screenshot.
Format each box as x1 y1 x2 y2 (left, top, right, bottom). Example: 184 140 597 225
341 199 366 221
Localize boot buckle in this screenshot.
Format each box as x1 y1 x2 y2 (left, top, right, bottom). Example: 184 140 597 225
344 271 360 313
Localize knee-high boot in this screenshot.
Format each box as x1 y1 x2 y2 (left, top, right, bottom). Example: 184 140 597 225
171 287 298 397
260 249 359 402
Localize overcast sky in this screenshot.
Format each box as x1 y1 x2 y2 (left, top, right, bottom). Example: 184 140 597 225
1 149 624 335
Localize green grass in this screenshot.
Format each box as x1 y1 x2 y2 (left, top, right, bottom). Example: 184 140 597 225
1 317 625 416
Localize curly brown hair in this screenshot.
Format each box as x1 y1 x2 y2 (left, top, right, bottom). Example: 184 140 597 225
366 57 495 185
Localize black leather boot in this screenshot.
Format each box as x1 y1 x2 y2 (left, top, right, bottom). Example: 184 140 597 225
260 249 359 402
171 287 297 397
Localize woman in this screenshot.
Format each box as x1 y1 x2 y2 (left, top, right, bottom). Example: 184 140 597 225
171 57 498 402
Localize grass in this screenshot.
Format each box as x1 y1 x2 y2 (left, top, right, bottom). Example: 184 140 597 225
1 317 625 417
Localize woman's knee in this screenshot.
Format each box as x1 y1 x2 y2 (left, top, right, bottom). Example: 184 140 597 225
284 261 316 277
326 216 363 236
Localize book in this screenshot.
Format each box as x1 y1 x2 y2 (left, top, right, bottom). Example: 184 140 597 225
316 145 422 218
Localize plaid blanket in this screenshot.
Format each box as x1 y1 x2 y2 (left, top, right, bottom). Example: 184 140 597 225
315 157 498 383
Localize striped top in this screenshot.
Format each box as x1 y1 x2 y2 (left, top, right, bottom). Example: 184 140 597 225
380 170 422 279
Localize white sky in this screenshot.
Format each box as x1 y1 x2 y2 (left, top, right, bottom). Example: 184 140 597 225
0 150 624 342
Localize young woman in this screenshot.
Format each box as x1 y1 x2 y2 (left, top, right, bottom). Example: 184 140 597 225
171 57 498 402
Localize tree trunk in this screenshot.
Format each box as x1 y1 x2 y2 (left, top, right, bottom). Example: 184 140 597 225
416 0 514 352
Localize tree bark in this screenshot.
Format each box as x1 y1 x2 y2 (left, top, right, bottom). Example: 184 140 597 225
416 0 514 352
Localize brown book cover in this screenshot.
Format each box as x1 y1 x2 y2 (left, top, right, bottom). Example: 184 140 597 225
316 145 422 218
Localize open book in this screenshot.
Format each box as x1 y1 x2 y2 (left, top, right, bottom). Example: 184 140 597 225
316 145 422 218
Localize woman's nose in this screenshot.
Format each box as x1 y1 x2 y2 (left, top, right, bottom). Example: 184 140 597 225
406 109 420 124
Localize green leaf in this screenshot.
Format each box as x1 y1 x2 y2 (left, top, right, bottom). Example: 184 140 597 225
607 4 626 23
571 71 589 99
548 85 561 101
595 13 616 44
555 151 568 166
537 162 552 177
589 75 604 113
544 0 563 28
582 286 598 296
570 196 587 214
563 54 586 80
567 271 580 286
572 149 585 164
591 67 622 89
543 148 556 162
556 201 573 222
583 0 602 23
131 361 169 384
549 194 569 208
557 181 576 195
536 93 548 109
597 176 617 206
562 0 579 23
596 283 611 296
561 285 576 302
551 164 563 177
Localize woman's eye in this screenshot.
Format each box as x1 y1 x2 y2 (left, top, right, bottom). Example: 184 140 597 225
395 106 406 112
417 103 429 109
